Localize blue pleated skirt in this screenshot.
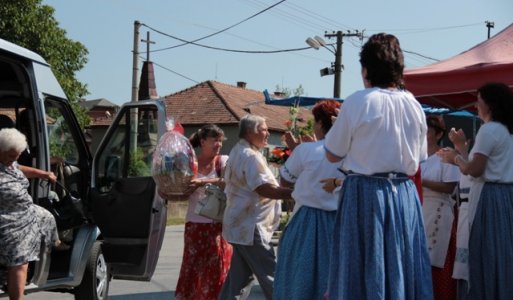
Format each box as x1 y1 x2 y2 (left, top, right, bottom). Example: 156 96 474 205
326 174 433 300
274 206 337 300
469 182 513 300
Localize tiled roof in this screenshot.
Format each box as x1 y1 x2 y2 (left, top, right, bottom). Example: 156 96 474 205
163 80 311 131
78 98 119 110
89 117 113 127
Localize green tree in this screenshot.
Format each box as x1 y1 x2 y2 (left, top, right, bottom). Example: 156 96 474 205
0 0 90 128
274 84 305 97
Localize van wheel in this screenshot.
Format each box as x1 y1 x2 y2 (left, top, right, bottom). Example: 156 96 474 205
75 241 110 300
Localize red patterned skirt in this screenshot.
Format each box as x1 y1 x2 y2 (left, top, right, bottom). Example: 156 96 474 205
175 222 232 300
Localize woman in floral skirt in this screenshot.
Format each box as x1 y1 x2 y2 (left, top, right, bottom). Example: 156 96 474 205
174 124 232 300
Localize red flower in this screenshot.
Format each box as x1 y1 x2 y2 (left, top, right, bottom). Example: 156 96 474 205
268 146 291 165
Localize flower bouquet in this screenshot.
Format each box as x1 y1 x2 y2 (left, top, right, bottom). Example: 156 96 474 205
268 146 291 166
152 129 197 197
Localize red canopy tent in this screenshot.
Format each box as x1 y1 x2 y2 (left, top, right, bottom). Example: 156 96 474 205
404 23 513 111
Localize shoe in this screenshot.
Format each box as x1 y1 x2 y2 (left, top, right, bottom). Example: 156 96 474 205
54 240 71 251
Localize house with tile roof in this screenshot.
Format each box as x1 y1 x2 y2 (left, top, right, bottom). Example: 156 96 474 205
78 98 119 152
163 80 312 156
162 80 313 218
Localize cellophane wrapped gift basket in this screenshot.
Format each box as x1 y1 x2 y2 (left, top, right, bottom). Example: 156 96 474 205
152 120 197 197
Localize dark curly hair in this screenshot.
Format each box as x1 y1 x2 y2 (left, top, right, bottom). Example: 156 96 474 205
312 100 341 134
359 33 405 88
477 82 513 134
189 124 225 148
426 115 446 145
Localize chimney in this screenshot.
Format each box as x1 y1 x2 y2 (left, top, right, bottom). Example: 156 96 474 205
237 81 247 89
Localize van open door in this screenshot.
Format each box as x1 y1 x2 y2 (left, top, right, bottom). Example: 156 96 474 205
90 99 168 280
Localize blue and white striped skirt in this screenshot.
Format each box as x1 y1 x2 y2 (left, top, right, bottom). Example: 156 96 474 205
469 182 513 299
326 174 433 300
274 206 337 300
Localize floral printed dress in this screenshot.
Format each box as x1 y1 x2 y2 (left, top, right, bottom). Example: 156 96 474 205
0 162 59 266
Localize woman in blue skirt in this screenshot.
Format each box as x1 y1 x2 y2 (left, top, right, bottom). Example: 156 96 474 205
439 82 513 299
273 100 342 300
323 33 433 299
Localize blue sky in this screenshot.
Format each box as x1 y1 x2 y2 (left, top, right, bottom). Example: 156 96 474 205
44 0 512 105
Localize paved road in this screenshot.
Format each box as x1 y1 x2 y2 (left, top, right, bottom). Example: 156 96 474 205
25 225 265 300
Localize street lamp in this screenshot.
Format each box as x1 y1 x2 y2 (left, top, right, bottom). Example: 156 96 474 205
306 33 342 98
305 36 330 50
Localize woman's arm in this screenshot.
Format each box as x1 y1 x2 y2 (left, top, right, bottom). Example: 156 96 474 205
255 183 292 200
325 151 342 163
438 148 488 177
191 177 226 189
422 179 457 194
320 177 343 193
280 177 294 188
454 153 487 178
18 165 57 183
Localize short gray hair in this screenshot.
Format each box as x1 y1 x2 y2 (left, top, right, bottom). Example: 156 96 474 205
239 114 266 139
0 128 28 153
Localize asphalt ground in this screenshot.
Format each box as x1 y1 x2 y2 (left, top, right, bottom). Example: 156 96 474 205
25 225 266 300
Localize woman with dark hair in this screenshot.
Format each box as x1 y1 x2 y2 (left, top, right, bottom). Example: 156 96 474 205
273 100 342 300
421 115 460 299
323 33 433 299
439 82 513 299
174 124 232 300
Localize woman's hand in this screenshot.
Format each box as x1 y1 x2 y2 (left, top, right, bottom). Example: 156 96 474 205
283 131 300 151
320 177 342 193
448 128 469 155
437 147 458 165
45 171 57 184
184 179 203 195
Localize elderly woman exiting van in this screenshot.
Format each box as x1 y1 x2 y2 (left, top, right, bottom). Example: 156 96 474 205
0 128 60 300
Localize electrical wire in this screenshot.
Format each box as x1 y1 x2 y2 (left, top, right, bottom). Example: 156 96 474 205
146 0 286 53
140 56 199 84
365 22 483 34
144 23 311 54
403 50 439 62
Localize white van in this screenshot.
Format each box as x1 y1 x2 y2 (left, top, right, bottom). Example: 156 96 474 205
0 38 168 299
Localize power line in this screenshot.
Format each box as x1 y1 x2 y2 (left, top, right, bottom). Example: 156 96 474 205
243 0 329 33
403 50 439 62
146 0 286 53
366 22 483 35
142 56 199 84
144 23 311 54
280 1 355 32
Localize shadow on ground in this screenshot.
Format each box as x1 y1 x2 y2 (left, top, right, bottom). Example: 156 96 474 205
110 291 175 300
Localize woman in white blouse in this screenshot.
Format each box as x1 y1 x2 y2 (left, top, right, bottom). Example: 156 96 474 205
439 82 513 299
323 33 433 299
274 100 342 300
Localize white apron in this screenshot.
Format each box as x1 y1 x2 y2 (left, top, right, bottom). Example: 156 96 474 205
422 195 455 268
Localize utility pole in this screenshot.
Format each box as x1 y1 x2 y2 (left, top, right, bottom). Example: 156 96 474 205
325 30 363 98
131 20 141 103
485 21 495 39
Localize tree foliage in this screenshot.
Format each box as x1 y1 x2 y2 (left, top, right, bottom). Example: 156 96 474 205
0 0 90 128
274 84 305 97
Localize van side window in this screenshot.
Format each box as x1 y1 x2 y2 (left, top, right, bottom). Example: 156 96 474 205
96 107 158 193
45 102 80 164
